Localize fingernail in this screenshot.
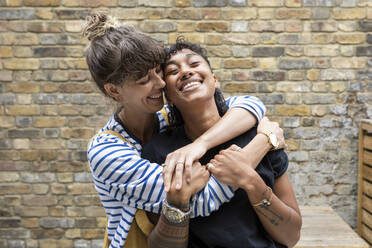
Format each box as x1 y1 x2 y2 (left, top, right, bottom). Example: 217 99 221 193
176 184 180 189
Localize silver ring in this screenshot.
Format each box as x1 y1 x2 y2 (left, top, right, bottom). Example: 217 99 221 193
206 163 214 170
161 163 166 167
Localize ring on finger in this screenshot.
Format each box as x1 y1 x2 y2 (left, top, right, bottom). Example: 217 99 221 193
176 161 184 165
234 146 242 151
206 163 214 170
160 163 167 167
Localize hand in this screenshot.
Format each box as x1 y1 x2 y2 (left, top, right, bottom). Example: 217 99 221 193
163 139 208 192
257 117 287 150
167 161 210 208
207 144 259 189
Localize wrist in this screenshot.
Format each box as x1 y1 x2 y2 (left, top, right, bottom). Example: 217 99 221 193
256 133 273 152
240 170 262 193
166 196 190 212
194 135 212 151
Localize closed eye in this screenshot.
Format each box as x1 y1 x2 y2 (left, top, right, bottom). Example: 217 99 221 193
190 61 200 66
166 69 178 76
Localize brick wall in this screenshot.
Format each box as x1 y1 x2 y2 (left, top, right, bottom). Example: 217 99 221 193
0 0 371 247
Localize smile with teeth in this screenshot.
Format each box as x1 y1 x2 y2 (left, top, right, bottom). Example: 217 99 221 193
181 81 201 91
148 93 162 99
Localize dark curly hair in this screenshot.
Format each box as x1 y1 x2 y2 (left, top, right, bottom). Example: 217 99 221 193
165 37 228 129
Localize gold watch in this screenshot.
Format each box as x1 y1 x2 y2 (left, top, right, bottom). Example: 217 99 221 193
258 131 279 150
162 199 191 224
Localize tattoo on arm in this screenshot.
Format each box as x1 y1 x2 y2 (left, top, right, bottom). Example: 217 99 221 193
255 206 279 226
261 205 284 222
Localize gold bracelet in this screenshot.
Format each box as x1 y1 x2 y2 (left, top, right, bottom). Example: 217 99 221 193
252 187 273 207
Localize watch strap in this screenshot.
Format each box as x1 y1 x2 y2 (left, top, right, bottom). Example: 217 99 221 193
162 199 191 224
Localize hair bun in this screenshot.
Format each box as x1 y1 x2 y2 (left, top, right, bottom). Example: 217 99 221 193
83 12 119 41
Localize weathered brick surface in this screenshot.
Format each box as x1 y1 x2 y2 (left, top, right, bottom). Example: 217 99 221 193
0 2 370 247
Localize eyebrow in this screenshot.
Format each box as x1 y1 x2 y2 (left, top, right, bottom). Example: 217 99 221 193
165 53 197 67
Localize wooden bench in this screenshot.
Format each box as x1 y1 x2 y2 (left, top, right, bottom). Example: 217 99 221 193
358 119 372 245
296 206 369 248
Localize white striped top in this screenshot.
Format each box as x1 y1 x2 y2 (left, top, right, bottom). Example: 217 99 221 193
87 95 266 248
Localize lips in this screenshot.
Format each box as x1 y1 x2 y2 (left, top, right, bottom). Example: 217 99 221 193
179 78 203 92
148 92 162 100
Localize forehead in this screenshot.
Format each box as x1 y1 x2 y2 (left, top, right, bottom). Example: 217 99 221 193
166 49 202 64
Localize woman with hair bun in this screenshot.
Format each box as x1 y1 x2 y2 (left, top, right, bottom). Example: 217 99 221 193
84 13 285 248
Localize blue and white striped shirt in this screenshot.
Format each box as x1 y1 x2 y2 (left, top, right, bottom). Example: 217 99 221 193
87 95 265 248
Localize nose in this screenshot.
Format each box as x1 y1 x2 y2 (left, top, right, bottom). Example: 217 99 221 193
180 66 193 80
152 69 165 89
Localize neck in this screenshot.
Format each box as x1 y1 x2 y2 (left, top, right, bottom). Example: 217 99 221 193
180 99 221 141
118 109 156 144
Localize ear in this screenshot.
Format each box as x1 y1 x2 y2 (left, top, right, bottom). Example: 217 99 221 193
213 74 220 88
104 83 121 101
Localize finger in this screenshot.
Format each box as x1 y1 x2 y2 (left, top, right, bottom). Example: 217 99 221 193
206 162 215 172
164 152 184 191
184 157 193 183
218 149 227 155
174 161 184 190
210 159 221 167
229 144 242 152
163 162 176 192
214 154 223 162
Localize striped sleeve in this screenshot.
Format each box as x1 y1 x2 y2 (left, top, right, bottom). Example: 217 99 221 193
88 134 233 217
88 135 165 214
191 175 234 218
225 95 266 121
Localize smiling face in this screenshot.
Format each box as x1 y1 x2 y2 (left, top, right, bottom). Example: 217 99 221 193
117 65 165 115
163 49 218 109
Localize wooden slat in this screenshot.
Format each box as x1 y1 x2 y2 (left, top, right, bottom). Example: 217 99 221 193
358 123 365 234
363 165 372 182
362 209 372 229
364 135 372 150
361 223 372 245
296 206 369 248
364 150 372 166
361 120 372 133
363 180 372 198
362 195 372 214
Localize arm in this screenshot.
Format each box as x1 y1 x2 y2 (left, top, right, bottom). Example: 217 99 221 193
248 173 301 247
209 149 301 247
207 116 287 188
163 95 266 191
88 132 233 217
148 162 209 248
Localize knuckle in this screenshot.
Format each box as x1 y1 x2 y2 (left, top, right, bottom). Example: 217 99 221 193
218 150 226 156
214 154 222 161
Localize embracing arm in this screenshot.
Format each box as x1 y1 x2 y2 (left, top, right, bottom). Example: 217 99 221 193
163 95 266 191
148 162 210 248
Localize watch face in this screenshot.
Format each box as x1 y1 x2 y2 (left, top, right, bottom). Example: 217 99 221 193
269 134 279 148
168 209 181 221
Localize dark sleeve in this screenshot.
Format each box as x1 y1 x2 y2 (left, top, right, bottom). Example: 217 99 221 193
267 149 288 179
